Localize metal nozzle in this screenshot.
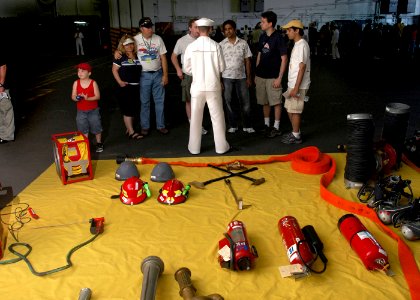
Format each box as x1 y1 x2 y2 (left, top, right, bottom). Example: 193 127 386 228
78 288 92 300
174 268 224 300
116 155 143 164
140 256 164 300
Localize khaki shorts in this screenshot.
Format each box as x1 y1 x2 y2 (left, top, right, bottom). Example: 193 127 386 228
283 88 308 114
181 74 193 102
255 76 282 106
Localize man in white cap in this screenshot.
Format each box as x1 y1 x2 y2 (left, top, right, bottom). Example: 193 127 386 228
171 18 208 135
183 18 230 154
281 19 311 144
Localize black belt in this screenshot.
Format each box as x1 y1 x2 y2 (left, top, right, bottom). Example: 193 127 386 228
143 70 158 73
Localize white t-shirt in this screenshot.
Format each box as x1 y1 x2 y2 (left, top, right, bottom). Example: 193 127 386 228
172 34 196 74
184 36 226 93
134 33 167 72
288 38 311 89
219 37 252 79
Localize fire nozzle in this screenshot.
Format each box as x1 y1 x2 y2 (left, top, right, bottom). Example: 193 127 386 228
116 155 143 164
174 267 224 300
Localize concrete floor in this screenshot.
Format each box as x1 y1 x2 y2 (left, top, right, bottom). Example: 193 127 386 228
0 52 419 198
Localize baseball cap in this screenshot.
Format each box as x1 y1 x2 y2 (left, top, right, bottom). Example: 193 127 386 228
282 20 304 29
139 17 154 28
76 63 92 72
195 18 214 27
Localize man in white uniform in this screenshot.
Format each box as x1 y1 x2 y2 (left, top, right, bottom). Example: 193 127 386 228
171 18 207 135
281 20 311 144
184 18 230 155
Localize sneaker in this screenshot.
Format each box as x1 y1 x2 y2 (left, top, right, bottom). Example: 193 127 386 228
281 132 302 144
227 127 238 133
201 127 208 135
96 143 104 153
266 127 282 138
243 127 256 133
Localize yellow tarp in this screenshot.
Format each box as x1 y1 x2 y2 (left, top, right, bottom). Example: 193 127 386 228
0 154 419 300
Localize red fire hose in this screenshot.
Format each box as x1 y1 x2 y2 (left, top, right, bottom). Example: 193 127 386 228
140 146 420 300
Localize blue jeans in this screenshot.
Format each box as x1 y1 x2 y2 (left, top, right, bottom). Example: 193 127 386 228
222 78 252 128
140 69 165 129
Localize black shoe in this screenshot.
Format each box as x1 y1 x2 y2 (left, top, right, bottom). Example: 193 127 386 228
281 132 302 144
96 143 104 153
266 127 282 138
158 128 169 134
0 138 10 144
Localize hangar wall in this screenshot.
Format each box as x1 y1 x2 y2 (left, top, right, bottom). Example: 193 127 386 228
107 0 420 33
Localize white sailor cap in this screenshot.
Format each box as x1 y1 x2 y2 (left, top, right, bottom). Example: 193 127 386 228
195 18 215 27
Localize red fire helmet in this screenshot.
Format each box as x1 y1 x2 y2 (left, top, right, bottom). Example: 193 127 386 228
120 176 149 205
157 179 190 205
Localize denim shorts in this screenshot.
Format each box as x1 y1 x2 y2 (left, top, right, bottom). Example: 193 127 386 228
76 108 103 135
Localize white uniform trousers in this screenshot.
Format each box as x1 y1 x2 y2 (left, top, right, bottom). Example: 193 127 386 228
188 91 229 154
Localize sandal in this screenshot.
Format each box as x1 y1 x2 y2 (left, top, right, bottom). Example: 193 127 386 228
128 132 144 140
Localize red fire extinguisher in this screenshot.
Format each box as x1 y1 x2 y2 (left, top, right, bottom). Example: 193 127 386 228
278 216 314 267
218 220 258 271
338 214 391 273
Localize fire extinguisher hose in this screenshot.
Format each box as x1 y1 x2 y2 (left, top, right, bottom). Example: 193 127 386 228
139 146 420 299
296 241 327 274
0 232 101 276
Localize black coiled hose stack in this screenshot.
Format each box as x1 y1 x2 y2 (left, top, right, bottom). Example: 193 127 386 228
344 114 375 188
381 103 410 169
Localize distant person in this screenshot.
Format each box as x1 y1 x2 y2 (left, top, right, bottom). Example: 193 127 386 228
74 28 85 56
0 61 15 144
184 17 230 155
331 23 340 59
281 20 311 144
171 18 208 135
308 22 318 57
319 22 331 56
255 11 288 138
212 26 224 43
112 34 143 140
220 19 255 134
71 63 104 152
251 22 263 55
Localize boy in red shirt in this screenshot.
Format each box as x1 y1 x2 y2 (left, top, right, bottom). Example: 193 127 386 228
71 63 104 152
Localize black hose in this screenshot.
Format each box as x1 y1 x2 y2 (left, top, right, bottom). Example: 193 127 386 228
345 114 375 185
